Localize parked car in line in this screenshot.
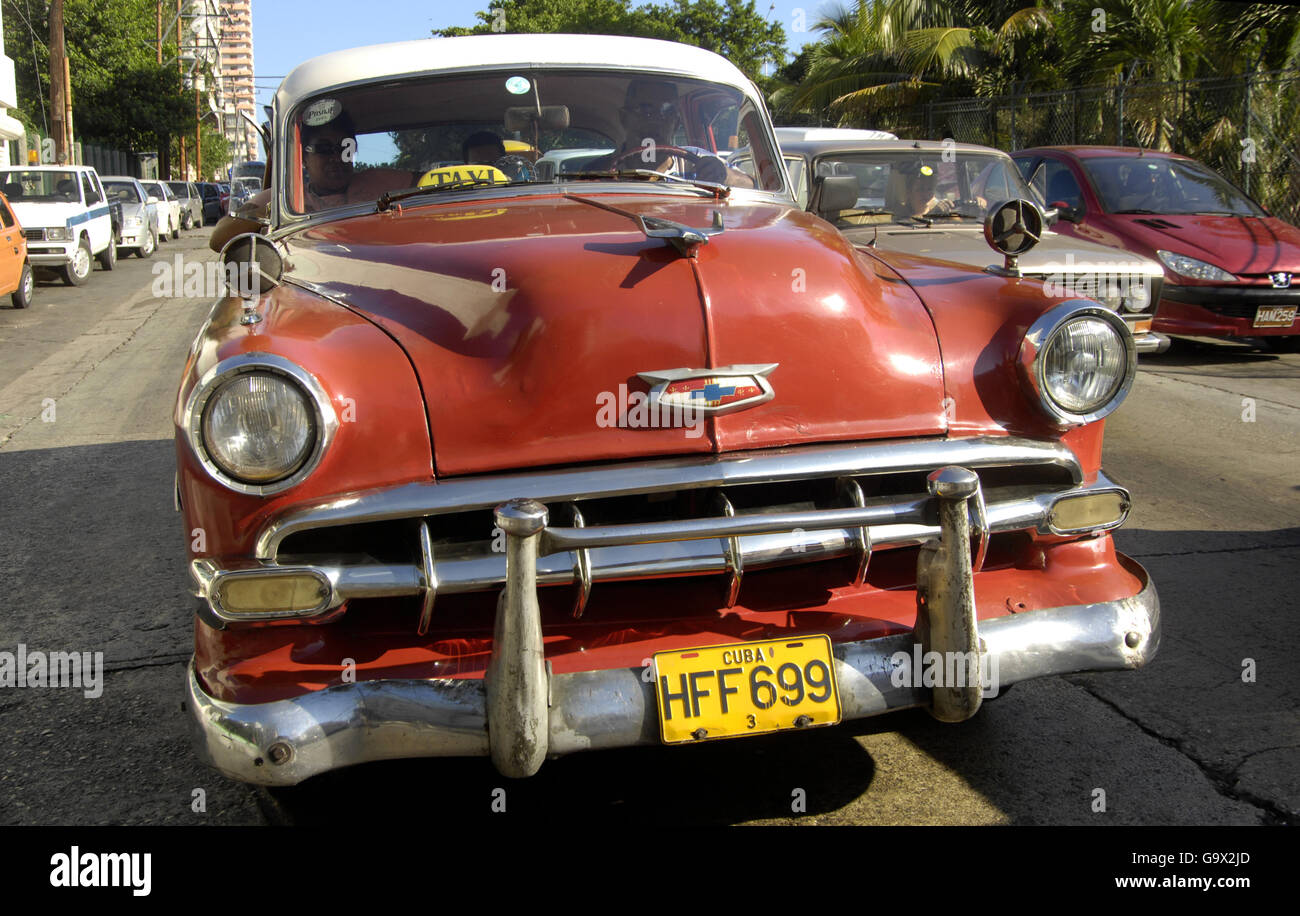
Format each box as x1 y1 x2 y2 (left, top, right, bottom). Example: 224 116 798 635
101 176 158 258
1012 146 1300 351
0 164 119 285
140 179 182 241
180 34 1158 786
168 181 204 230
227 177 262 212
0 190 34 308
197 182 226 224
749 135 1168 353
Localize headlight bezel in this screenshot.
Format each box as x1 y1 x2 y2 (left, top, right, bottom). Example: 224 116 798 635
1019 300 1137 426
46 226 70 241
183 352 338 496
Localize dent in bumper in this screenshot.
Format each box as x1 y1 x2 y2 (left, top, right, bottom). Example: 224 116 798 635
186 560 1160 785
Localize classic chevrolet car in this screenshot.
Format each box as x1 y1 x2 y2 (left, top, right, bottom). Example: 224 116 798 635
746 135 1168 353
1013 146 1300 351
178 34 1159 784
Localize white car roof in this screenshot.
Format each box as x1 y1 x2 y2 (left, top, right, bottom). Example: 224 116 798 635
276 34 757 110
775 127 899 142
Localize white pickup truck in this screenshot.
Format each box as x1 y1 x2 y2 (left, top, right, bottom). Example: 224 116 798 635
0 164 119 285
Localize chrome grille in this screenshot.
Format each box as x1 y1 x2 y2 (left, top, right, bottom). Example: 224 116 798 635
188 436 1133 629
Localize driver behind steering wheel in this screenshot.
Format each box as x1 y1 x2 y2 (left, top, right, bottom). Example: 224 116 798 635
586 79 748 186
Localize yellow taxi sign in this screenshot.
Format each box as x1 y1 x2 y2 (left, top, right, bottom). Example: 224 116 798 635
418 164 508 188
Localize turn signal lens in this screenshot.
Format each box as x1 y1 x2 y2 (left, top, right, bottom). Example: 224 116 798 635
217 573 329 615
1049 492 1129 532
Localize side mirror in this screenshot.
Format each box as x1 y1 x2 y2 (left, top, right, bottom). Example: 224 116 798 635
220 232 284 295
1050 200 1080 223
811 175 859 218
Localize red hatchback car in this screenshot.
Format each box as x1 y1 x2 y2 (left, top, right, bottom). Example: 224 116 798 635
1013 147 1300 351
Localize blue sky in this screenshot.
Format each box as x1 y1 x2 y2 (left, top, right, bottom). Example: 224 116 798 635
250 0 827 127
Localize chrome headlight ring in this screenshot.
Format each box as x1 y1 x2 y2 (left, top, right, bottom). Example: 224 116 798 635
183 352 338 496
1019 300 1137 427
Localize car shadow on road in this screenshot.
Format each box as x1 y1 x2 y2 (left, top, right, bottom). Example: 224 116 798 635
256 721 879 826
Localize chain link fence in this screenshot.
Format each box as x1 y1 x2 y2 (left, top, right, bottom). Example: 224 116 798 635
866 69 1300 224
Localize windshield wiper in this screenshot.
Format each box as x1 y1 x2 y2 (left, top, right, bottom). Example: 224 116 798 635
560 169 729 197
376 177 515 212
1112 208 1160 214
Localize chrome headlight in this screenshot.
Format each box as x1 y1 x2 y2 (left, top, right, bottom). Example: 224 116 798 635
1120 278 1152 313
184 354 337 495
1020 301 1137 425
46 227 69 241
1156 249 1236 282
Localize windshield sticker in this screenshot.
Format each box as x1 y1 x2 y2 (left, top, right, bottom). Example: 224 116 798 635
505 76 531 95
302 98 343 126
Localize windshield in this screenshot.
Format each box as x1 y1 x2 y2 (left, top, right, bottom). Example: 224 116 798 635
0 170 80 203
167 182 191 198
104 181 143 203
1082 156 1264 216
233 161 265 181
805 151 1034 223
142 182 167 199
284 69 783 214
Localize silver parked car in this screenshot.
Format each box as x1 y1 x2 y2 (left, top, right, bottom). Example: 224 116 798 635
101 176 158 258
737 133 1169 352
167 181 203 230
139 180 181 241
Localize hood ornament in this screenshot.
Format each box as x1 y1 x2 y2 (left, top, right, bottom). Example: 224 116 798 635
637 364 777 416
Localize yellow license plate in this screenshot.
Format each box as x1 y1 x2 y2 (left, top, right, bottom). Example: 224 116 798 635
1254 305 1296 328
654 636 842 744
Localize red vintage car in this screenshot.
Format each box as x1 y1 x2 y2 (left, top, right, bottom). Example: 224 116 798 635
1013 146 1300 351
178 35 1159 783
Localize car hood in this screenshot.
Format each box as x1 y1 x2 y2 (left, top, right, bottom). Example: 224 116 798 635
1107 213 1300 276
282 192 946 476
845 221 1161 276
8 201 84 228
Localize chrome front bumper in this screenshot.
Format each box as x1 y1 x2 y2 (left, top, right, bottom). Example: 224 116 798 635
1134 330 1171 354
186 560 1159 786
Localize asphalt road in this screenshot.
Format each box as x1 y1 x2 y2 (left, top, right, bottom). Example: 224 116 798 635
0 240 1295 825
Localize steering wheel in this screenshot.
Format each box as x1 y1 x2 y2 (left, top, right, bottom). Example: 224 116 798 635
609 145 728 183
493 154 536 182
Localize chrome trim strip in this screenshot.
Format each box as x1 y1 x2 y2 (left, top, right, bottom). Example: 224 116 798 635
560 503 592 619
186 560 1158 784
713 491 742 608
837 477 871 587
416 521 437 636
255 436 1083 559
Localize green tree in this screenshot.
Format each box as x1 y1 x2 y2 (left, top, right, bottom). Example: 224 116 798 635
436 0 786 81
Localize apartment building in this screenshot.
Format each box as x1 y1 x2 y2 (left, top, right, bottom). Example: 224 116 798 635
220 0 257 162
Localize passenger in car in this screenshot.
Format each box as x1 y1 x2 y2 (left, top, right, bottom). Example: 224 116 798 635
301 111 418 212
463 131 507 166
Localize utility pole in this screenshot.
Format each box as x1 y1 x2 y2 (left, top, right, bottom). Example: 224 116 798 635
177 0 187 178
49 0 71 163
